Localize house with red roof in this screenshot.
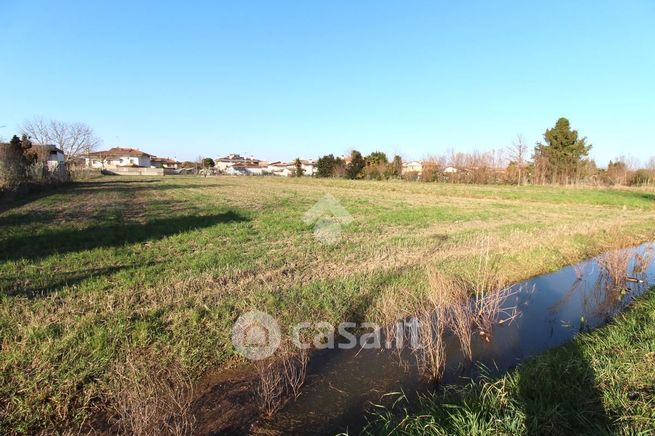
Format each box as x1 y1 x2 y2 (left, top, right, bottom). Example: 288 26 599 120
85 147 153 169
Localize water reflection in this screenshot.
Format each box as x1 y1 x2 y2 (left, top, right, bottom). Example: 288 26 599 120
263 243 655 435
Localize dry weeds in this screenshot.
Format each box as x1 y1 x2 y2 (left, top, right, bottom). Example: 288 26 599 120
281 349 309 400
106 349 195 436
414 308 447 382
254 359 286 417
598 247 633 292
427 270 474 361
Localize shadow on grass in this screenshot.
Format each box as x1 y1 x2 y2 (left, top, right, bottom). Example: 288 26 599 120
0 210 58 227
0 211 248 262
1 262 161 299
0 178 217 214
68 179 217 195
0 182 72 214
516 341 609 435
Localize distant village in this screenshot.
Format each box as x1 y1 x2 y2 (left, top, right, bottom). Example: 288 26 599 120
5 114 653 188
81 147 429 177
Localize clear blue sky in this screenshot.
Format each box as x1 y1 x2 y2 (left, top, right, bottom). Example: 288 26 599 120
1 1 654 165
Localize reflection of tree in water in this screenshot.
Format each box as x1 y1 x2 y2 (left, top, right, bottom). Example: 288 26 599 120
548 266 586 315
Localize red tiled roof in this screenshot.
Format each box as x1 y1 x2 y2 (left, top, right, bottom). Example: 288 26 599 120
87 147 152 158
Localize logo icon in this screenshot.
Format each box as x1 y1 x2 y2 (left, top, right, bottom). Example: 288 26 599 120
302 194 353 245
232 310 281 360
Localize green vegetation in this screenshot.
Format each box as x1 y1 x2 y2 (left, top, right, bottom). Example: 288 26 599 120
1 176 655 433
366 287 655 435
0 135 34 188
534 117 592 184
346 150 366 179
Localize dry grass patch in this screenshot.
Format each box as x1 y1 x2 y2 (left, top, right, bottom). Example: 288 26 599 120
105 349 195 436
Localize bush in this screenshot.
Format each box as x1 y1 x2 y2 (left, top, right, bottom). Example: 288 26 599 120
630 169 655 186
0 136 32 189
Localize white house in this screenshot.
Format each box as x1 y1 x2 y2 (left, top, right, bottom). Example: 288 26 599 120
223 164 267 176
215 154 262 172
244 165 266 175
300 159 316 176
444 166 458 174
267 161 291 176
85 147 153 168
266 159 316 177
29 144 65 170
402 161 423 175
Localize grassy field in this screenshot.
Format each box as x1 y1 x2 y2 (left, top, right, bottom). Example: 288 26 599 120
2 176 655 433
366 287 655 435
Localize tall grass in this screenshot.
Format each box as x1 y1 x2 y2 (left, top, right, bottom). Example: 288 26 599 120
427 271 473 361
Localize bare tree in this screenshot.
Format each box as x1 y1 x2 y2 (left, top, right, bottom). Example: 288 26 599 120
648 157 655 171
20 117 101 161
506 133 529 185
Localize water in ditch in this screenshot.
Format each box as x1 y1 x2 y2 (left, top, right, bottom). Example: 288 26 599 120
259 242 655 435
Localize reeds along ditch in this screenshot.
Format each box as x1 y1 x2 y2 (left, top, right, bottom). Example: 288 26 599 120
413 248 520 383
598 249 633 292
255 347 310 417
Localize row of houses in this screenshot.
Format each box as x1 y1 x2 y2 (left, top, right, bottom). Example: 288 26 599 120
29 145 461 177
79 148 318 176
215 154 316 176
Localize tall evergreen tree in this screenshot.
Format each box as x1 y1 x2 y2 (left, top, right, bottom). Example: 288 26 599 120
534 117 591 183
316 154 336 177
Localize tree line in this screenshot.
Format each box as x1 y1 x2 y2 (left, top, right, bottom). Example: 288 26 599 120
313 117 655 186
315 151 403 180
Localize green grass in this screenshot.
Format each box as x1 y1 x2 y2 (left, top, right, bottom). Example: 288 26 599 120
365 288 655 435
1 176 655 433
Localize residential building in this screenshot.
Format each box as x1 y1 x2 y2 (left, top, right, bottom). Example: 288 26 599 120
28 144 65 170
85 147 153 168
299 159 316 176
215 154 262 171
150 157 180 169
402 161 423 175
267 161 291 176
224 164 267 176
